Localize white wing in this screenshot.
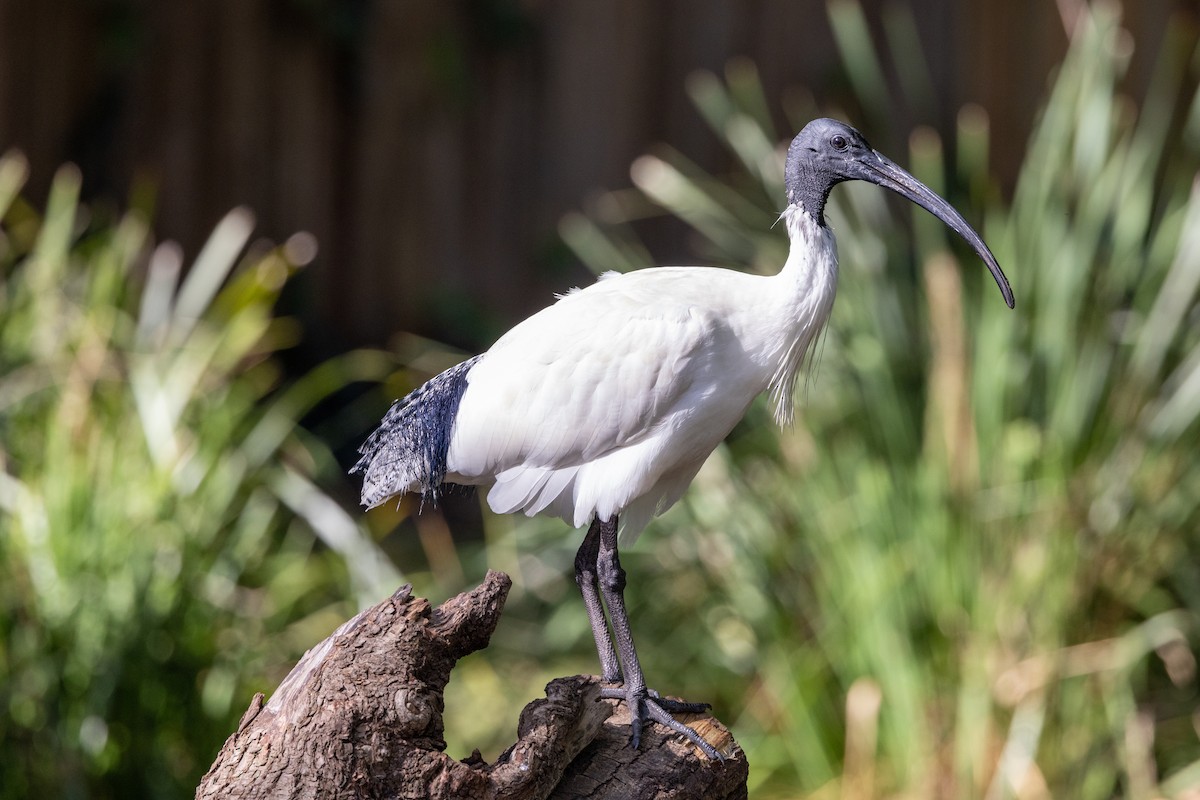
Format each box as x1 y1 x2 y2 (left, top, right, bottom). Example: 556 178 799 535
450 273 716 475
445 269 753 533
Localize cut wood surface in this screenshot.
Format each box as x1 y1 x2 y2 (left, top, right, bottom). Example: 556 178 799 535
196 570 748 799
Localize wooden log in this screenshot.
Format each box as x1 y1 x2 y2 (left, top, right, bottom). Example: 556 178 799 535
196 570 748 799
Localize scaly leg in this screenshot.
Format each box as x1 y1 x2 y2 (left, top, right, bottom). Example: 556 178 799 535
593 516 721 760
574 518 621 682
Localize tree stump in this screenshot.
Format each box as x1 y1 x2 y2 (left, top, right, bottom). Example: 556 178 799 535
196 570 748 799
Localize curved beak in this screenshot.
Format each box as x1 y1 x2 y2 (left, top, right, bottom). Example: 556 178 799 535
855 150 1015 309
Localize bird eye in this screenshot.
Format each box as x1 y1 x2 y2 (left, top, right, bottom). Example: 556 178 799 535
830 134 848 151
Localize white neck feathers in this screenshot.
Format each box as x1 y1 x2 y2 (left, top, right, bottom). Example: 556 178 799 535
765 206 840 424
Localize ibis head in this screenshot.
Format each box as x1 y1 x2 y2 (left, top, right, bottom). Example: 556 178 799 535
785 118 1014 309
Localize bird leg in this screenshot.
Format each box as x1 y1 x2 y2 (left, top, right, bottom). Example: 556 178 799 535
574 518 621 682
593 516 721 760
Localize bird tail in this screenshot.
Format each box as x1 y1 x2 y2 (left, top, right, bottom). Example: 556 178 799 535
352 355 481 508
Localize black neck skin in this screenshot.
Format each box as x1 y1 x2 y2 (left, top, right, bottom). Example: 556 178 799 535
784 156 840 228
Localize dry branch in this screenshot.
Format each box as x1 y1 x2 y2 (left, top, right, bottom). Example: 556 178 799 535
196 570 748 799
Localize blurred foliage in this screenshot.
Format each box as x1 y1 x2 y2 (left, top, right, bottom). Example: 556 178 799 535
0 164 398 797
416 2 1200 799
4 0 1200 798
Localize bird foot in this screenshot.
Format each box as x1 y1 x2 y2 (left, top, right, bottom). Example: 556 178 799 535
599 684 722 760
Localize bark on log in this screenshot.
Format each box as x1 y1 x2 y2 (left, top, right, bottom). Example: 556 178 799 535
196 570 748 799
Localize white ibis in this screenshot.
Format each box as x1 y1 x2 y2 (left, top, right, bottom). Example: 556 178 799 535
354 118 1014 759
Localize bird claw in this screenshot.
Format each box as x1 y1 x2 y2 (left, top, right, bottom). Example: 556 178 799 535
647 687 711 715
599 684 723 760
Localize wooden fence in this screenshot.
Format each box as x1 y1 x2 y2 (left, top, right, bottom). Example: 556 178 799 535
0 0 1180 351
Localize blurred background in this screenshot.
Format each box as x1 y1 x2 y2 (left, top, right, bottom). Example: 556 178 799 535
0 0 1177 351
1 0 1199 798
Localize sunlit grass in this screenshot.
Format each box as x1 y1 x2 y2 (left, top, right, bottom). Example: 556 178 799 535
0 163 396 798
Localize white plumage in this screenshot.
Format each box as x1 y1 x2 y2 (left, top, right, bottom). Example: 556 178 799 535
439 206 836 540
355 118 1013 759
